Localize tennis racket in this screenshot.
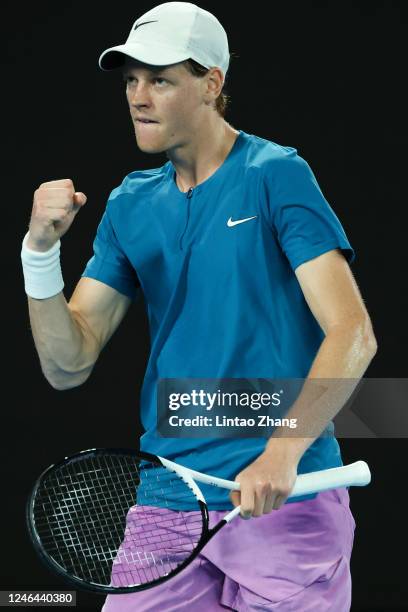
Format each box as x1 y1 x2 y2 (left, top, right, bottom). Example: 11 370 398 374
27 448 370 594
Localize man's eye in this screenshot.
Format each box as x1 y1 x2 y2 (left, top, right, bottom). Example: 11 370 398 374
154 77 167 85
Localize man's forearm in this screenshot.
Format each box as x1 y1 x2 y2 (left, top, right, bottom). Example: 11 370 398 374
28 292 98 390
265 318 378 460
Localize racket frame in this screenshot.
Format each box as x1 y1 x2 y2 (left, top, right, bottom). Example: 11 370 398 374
27 448 216 594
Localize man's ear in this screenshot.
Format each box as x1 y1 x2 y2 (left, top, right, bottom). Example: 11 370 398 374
204 67 224 104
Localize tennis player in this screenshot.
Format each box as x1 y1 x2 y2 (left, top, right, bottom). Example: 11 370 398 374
21 2 377 610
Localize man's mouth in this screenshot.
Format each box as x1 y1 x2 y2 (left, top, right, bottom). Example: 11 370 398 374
135 118 158 124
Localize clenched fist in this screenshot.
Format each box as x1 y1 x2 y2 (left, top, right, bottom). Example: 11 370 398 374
27 179 87 252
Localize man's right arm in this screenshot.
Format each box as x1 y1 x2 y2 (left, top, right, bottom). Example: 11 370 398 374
28 278 132 390
22 178 133 390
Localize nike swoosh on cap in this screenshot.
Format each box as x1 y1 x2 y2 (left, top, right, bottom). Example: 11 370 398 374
134 20 158 31
227 216 258 227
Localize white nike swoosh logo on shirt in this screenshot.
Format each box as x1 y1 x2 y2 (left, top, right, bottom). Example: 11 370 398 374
227 215 258 227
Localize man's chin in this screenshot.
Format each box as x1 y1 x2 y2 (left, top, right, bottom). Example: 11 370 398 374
135 139 167 155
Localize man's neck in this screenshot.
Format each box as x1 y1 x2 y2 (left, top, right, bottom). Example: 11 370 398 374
168 121 240 193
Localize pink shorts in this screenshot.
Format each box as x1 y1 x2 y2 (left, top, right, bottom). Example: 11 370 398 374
102 488 355 611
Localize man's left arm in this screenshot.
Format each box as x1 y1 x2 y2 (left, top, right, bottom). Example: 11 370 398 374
230 248 377 517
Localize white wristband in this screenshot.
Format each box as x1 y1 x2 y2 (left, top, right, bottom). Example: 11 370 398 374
21 232 64 299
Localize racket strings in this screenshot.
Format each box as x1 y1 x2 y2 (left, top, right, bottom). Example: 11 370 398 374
111 466 204 587
32 453 205 588
34 455 137 585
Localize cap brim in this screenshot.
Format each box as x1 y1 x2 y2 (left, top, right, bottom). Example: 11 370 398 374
99 42 191 71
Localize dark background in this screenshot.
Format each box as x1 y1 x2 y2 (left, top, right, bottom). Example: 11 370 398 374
3 1 407 610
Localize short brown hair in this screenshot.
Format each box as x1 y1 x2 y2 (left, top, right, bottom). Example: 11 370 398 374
183 58 231 117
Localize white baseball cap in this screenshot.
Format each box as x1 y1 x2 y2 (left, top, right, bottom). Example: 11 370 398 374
99 2 230 77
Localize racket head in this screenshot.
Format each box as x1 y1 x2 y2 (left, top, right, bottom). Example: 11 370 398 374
26 448 210 594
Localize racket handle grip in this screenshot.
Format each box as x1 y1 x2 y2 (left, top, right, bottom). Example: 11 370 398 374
225 461 370 523
289 460 371 498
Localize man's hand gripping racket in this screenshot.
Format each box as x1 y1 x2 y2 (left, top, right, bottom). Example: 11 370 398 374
27 449 370 594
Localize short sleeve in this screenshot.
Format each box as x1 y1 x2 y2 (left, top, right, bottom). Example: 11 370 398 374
265 151 355 271
81 202 140 301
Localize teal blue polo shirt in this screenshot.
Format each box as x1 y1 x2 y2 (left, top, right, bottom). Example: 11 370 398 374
82 130 354 508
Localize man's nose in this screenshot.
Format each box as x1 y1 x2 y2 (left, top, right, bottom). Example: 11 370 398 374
129 82 151 107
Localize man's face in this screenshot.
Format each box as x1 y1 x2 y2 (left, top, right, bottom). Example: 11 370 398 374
122 59 211 154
